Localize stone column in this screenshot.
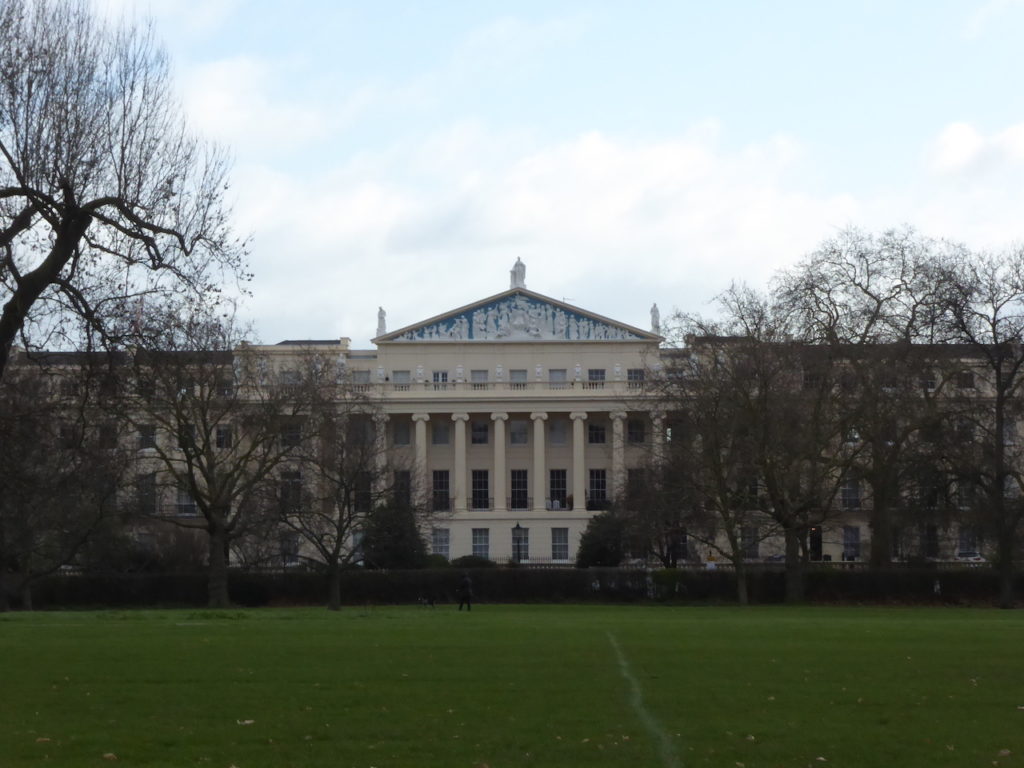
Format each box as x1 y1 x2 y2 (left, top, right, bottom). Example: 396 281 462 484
412 413 430 507
373 413 389 496
651 410 665 465
452 413 469 512
530 412 548 511
491 412 508 512
570 411 587 510
611 411 627 501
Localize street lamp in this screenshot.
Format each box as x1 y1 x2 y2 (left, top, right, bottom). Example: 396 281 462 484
512 522 523 564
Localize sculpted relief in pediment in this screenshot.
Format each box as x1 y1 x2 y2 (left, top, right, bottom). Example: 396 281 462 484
393 294 643 342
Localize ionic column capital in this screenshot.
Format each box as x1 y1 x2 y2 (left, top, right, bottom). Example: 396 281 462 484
451 412 470 422
569 411 588 421
610 411 627 422
491 412 509 422
411 413 430 423
530 411 548 422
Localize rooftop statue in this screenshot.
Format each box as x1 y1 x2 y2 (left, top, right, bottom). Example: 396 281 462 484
510 258 526 289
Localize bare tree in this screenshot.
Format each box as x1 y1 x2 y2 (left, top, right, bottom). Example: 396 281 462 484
935 248 1024 608
128 308 315 608
652 322 782 603
0 353 129 609
279 382 429 610
0 0 246 381
776 228 953 566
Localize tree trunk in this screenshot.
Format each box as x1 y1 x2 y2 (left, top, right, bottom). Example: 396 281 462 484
997 534 1015 610
734 559 749 605
207 525 230 608
327 563 342 611
869 480 892 568
21 581 33 611
784 527 804 603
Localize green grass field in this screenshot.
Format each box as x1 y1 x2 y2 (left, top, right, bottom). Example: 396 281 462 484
1 605 1022 768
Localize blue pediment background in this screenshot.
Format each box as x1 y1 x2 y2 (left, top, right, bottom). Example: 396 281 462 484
385 291 647 342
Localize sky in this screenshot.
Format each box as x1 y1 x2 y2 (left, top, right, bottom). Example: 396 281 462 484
102 0 1024 347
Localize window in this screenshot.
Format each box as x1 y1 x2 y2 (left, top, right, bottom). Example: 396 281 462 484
432 528 450 559
98 422 118 449
512 526 529 562
392 370 411 391
627 368 645 389
627 468 646 504
586 368 606 389
432 421 450 445
280 532 300 565
955 417 975 442
588 469 607 510
432 470 450 511
627 419 646 444
393 470 412 508
216 377 234 397
471 470 490 510
509 419 528 445
549 419 568 445
281 421 302 448
136 473 157 515
803 369 823 390
842 526 861 561
510 469 529 510
549 369 568 389
138 424 157 449
922 524 939 559
352 369 371 391
471 369 489 390
957 370 975 389
588 423 606 444
958 526 980 556
549 469 567 509
471 420 489 444
841 478 860 509
392 420 411 446
551 528 569 561
472 528 490 559
741 526 759 559
510 369 528 390
432 371 448 391
58 423 78 449
280 470 302 514
176 486 197 517
216 425 233 449
920 370 936 391
354 471 372 513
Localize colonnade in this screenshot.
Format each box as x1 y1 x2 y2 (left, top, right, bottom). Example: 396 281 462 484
391 410 665 514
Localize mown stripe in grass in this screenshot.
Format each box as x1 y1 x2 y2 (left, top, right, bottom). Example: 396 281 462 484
608 631 681 768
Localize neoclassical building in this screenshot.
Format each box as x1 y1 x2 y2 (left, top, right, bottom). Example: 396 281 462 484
266 261 664 564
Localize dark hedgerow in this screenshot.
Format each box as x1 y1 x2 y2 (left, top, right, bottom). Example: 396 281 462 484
14 566 1024 609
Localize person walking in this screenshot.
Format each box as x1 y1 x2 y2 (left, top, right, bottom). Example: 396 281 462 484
458 572 473 611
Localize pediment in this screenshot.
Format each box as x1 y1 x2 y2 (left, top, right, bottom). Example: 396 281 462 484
376 289 658 344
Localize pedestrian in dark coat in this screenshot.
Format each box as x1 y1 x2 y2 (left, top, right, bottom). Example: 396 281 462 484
458 572 473 611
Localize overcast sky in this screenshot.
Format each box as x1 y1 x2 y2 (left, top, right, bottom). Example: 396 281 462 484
104 0 1024 347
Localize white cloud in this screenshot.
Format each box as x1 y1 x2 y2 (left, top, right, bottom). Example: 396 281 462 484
964 0 1024 40
233 125 857 345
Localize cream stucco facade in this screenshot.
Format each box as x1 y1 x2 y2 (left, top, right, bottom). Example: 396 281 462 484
264 269 663 564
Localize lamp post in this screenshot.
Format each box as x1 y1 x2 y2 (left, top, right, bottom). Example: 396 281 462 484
512 522 523 564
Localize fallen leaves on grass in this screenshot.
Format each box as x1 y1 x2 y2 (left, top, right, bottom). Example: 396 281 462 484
35 738 50 743
236 720 255 726
101 753 117 760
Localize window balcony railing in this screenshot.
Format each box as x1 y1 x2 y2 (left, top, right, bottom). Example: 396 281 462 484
508 495 532 511
432 494 452 512
546 496 571 511
585 495 609 511
470 496 493 511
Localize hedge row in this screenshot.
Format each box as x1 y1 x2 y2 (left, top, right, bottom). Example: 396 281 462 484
15 565 1022 609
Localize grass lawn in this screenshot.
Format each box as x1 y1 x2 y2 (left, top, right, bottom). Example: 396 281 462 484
1 605 1022 768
